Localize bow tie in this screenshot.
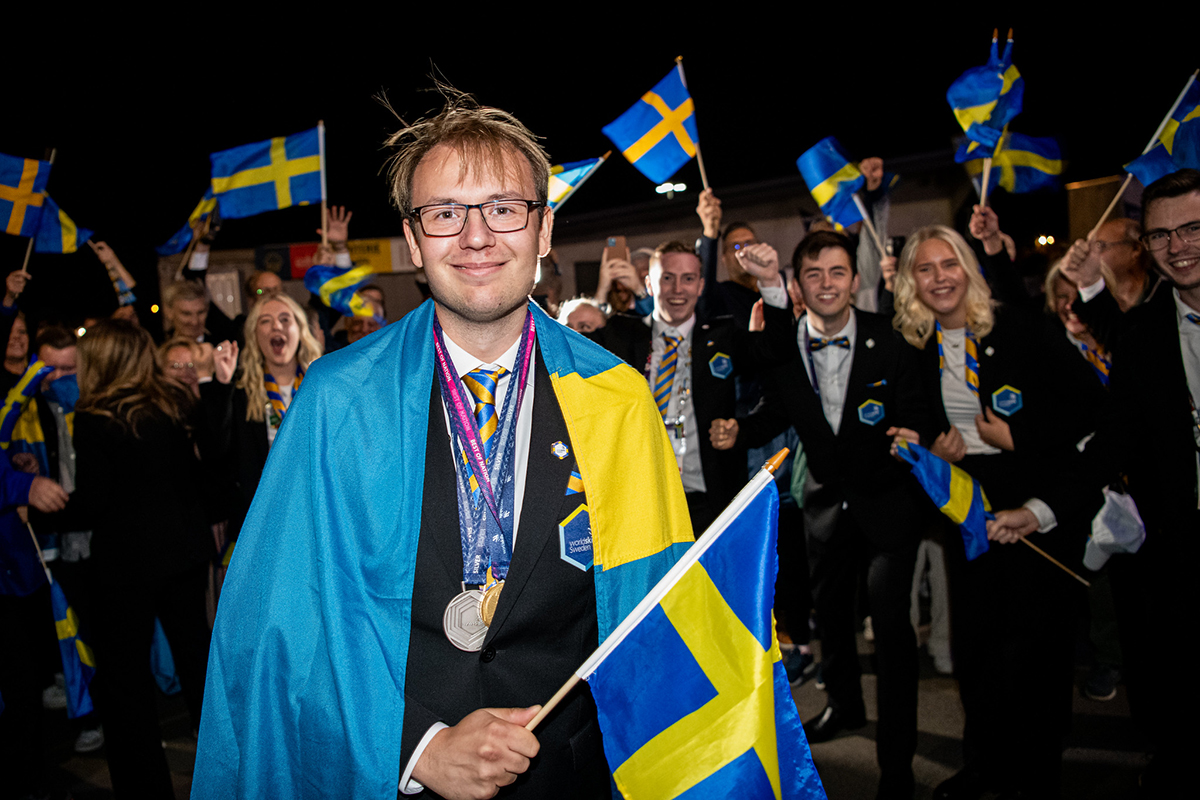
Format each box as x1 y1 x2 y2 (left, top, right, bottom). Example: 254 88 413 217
1186 312 1200 325
809 336 850 352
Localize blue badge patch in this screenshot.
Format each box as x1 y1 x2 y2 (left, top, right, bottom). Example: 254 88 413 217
991 385 1023 417
857 399 885 426
559 504 593 571
708 352 733 379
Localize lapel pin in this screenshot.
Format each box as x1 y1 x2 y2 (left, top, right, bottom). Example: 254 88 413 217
551 441 570 460
707 340 714 347
865 338 875 349
985 346 995 356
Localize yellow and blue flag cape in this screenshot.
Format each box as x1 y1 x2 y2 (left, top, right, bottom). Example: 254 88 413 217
1 152 52 238
946 33 1024 150
1126 79 1200 187
896 440 991 560
797 137 864 230
957 131 1063 195
302 262 385 319
156 188 218 256
193 300 693 798
586 470 824 799
548 155 608 211
34 195 92 254
50 575 97 719
210 127 323 220
604 66 699 184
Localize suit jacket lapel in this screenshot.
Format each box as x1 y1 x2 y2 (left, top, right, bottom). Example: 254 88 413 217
484 350 573 644
424 379 472 587
836 326 869 437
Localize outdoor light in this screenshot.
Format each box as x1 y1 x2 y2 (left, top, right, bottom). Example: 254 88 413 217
672 183 686 192
1037 236 1048 245
76 327 86 337
655 183 673 194
151 304 160 313
1046 235 1055 244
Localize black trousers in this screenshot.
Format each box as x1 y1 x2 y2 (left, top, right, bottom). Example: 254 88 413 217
0 583 58 800
806 509 918 788
89 561 211 799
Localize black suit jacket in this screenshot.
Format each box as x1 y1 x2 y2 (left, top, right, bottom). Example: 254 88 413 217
741 306 934 550
590 312 747 509
201 380 270 537
400 353 609 798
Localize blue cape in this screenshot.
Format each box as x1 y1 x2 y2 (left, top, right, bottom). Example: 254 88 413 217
193 300 692 798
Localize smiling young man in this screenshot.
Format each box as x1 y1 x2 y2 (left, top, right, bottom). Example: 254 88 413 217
989 169 1200 794
193 90 692 800
717 230 932 800
588 241 780 533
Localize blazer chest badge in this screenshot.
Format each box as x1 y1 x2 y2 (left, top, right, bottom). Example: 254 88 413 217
708 352 733 379
858 399 885 426
991 385 1023 417
558 504 593 571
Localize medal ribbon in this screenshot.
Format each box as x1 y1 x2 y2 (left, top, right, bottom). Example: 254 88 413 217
936 322 980 397
432 310 535 584
264 365 304 427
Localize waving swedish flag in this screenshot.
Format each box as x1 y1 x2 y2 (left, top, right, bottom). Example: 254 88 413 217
1126 77 1200 186
604 66 699 184
157 188 218 256
585 462 824 799
210 127 324 219
956 132 1063 195
797 137 864 230
548 155 608 211
895 440 991 560
1 151 52 237
947 32 1024 150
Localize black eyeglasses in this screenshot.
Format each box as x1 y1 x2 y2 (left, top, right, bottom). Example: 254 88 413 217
1141 221 1200 251
409 200 546 237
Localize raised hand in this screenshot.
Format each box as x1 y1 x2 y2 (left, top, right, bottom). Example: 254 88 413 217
879 255 897 292
4 269 31 306
320 205 353 245
212 340 239 385
968 205 1004 256
412 706 541 800
1061 238 1103 290
736 243 782 287
860 157 884 192
695 189 722 239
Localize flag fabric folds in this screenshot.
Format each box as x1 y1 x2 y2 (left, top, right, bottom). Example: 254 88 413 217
548 156 606 211
157 188 218 255
34 196 93 254
946 34 1024 150
49 576 97 719
303 263 384 319
210 128 323 219
586 472 825 799
1 152 52 238
956 132 1063 195
0 360 52 449
895 440 992 560
797 137 864 230
1125 79 1200 186
603 67 699 184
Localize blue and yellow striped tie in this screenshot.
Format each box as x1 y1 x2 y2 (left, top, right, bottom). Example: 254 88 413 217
654 334 682 419
963 330 980 397
463 367 505 462
1080 342 1111 386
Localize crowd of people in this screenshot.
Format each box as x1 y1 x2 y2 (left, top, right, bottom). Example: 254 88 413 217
1 88 1196 800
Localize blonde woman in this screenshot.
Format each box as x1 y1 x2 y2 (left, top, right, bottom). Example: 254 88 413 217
71 319 215 797
204 291 321 539
894 209 1082 798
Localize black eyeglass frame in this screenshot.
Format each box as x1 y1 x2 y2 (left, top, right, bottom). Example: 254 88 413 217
1140 220 1200 251
408 200 547 238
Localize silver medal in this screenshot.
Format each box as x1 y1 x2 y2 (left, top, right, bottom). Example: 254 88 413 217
443 590 487 652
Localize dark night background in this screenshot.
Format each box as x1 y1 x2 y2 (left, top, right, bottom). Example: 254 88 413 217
3 20 1194 327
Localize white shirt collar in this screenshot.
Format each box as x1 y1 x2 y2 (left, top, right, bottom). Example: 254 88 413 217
1173 288 1200 328
442 331 522 379
652 313 696 340
805 308 857 344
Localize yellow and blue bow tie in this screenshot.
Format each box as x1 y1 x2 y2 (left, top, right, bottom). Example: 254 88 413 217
809 336 850 352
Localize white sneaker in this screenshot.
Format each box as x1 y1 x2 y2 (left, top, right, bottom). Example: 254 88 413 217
862 616 875 642
932 652 954 675
42 684 67 710
75 727 104 753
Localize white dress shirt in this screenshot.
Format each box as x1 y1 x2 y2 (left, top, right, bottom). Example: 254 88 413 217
938 327 1001 456
1172 290 1200 504
798 311 857 435
649 313 705 493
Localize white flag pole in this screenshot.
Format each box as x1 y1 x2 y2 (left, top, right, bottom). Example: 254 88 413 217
318 120 328 247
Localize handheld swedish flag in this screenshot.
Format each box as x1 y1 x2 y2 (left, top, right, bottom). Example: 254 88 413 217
1 151 52 238
956 131 1063 195
0 360 52 449
1125 77 1200 187
947 31 1024 150
50 575 97 718
34 196 92 254
303 262 384 320
797 137 865 230
157 188 218 256
548 154 609 211
210 126 324 220
895 440 991 561
583 457 825 799
604 66 699 184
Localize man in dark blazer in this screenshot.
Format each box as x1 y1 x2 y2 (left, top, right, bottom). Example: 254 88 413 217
589 240 784 533
992 169 1200 795
714 231 933 800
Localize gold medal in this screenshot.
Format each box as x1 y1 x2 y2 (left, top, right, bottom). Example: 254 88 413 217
480 581 504 627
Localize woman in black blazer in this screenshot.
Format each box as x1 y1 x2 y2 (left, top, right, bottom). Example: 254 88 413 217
892 213 1084 800
73 319 216 798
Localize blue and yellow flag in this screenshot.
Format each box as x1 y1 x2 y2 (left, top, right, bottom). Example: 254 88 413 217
946 32 1024 150
896 440 991 560
548 155 608 211
796 137 864 230
1 152 52 238
0 360 52 449
603 67 699 184
157 188 218 255
957 131 1063 195
34 195 93 254
49 575 97 719
303 262 384 320
1125 78 1200 187
210 127 323 220
586 469 824 799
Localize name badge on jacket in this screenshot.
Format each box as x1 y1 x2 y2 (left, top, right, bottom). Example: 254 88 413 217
858 399 885 426
708 352 733 379
991 385 1023 417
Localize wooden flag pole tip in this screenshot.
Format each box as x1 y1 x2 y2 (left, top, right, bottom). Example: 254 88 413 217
526 673 581 732
764 448 791 475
